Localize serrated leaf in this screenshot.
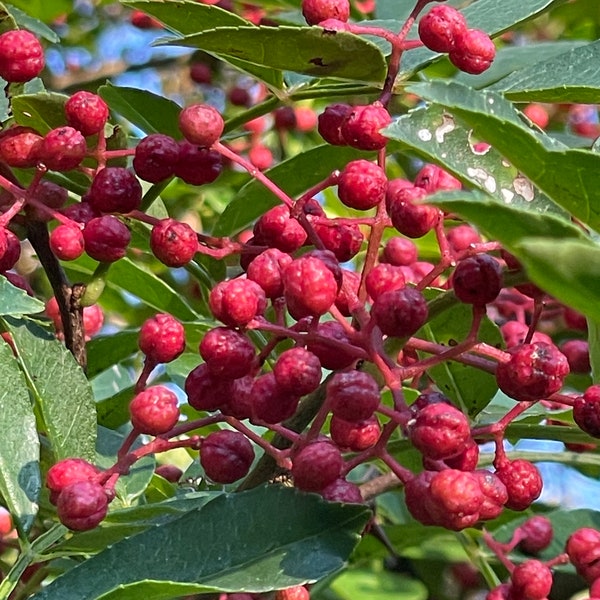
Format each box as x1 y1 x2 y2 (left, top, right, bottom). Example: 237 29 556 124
11 92 69 134
0 339 40 533
32 485 370 600
0 275 44 315
2 317 96 462
492 39 600 102
406 81 600 231
98 84 182 139
5 0 71 22
214 144 372 236
165 26 387 83
330 569 427 600
87 331 140 379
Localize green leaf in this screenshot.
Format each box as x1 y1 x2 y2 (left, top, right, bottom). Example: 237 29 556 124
330 568 427 600
86 331 140 379
96 386 135 430
214 144 372 236
2 317 96 462
32 485 370 600
0 339 40 534
5 0 71 23
166 26 387 83
98 84 182 139
0 3 16 34
384 104 563 214
588 319 600 383
0 275 44 315
7 4 60 41
492 39 600 102
11 92 69 134
406 81 600 231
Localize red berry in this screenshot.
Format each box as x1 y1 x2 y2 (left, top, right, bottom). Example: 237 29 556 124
49 224 84 261
200 430 254 484
495 342 569 402
61 201 100 225
485 584 511 600
418 5 467 53
250 373 300 424
371 287 428 338
83 215 131 262
327 370 380 422
330 415 381 451
564 306 587 331
415 164 462 194
0 126 42 167
185 363 233 412
273 347 321 396
275 586 310 600
381 235 417 266
452 254 503 305
178 104 224 147
444 438 479 471
246 248 293 298
0 507 13 536
306 321 357 370
446 224 482 255
337 160 387 211
37 127 87 171
253 205 307 253
273 107 297 131
365 263 405 301
46 458 100 505
220 376 255 421
567 528 600 583
88 167 142 214
386 184 440 238
65 91 109 136
295 107 317 132
301 0 349 25
560 339 590 373
25 179 68 222
209 278 267 326
248 144 273 170
229 86 252 107
0 30 44 83
150 218 198 267
174 142 223 185
341 103 391 151
573 385 600 438
57 480 108 531
139 313 185 364
321 478 363 504
473 469 507 521
518 515 553 554
314 221 364 263
318 103 352 146
129 385 180 435
155 464 183 483
82 304 104 338
494 459 542 511
292 440 343 492
449 28 496 75
429 469 484 527
524 104 550 129
133 134 180 183
511 559 553 600
189 62 213 85
199 327 255 379
404 471 438 526
335 268 361 316
0 229 20 271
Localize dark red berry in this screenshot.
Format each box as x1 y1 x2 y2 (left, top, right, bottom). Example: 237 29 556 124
381 235 417 266
88 167 142 214
566 528 600 583
189 62 212 85
335 268 361 316
314 221 363 263
49 224 84 261
155 464 183 483
511 559 553 600
292 440 343 492
446 224 481 255
174 142 223 185
129 385 180 435
518 515 553 554
273 347 321 396
449 28 496 75
386 184 440 238
209 278 267 327
415 164 462 194
365 263 405 301
273 106 297 131
26 179 68 222
337 160 387 211
178 104 224 147
253 205 307 253
57 480 108 531
46 458 100 505
574 385 600 438
220 376 255 421
200 327 255 379
83 215 130 262
0 229 20 271
0 30 44 83
495 459 542 511
564 306 587 331
306 321 357 370
327 370 380 422
229 86 252 107
404 471 438 526
200 430 254 483
560 339 590 373
37 127 87 171
341 103 391 151
246 248 293 298
301 0 350 25
330 415 380 451
418 5 467 53
61 201 100 225
133 133 180 183
139 313 185 364
452 254 503 305
250 373 300 424
150 218 198 267
371 287 428 338
185 363 233 412
318 103 352 146
65 91 109 136
321 478 363 503
0 126 41 167
495 342 569 402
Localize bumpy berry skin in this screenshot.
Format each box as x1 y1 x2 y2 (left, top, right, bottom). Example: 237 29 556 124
273 347 321 396
292 440 343 492
186 363 234 412
446 224 481 255
429 469 484 527
61 201 100 225
200 430 254 484
473 470 507 521
174 142 222 185
178 104 224 147
337 160 387 210
246 248 293 298
404 471 438 526
381 236 418 266
566 528 600 583
46 458 100 505
38 127 87 171
449 29 496 75
452 254 503 305
306 321 356 370
250 373 300 424
574 385 600 438
253 205 306 253
302 0 349 25
129 385 180 435
318 103 352 145
386 184 440 238
341 103 391 150
330 415 380 451
418 5 467 53
0 126 42 167
139 313 185 364
133 134 180 183
327 370 380 422
200 327 255 379
495 342 570 402
283 255 338 320
150 218 198 267
65 91 109 136
444 438 479 471
409 402 471 460
209 278 267 327
518 515 553 554
88 167 142 214
511 559 553 600
49 224 85 261
371 287 428 338
0 229 20 271
495 459 542 511
335 269 361 316
486 584 511 600
57 481 108 531
315 222 363 263
0 30 44 83
365 263 405 301
83 216 130 262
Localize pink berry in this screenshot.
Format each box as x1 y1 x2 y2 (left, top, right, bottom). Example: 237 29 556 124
301 0 349 25
341 103 391 151
320 478 363 503
273 347 321 396
209 278 266 326
46 458 100 505
418 5 467 53
337 160 387 210
174 142 223 185
446 224 481 255
65 91 109 136
83 304 104 338
566 528 600 583
318 103 352 145
133 134 180 183
0 507 12 536
83 215 130 262
178 104 224 147
49 224 84 261
518 515 553 554
381 235 418 266
574 385 600 438
386 184 440 238
473 469 507 521
0 229 20 271
429 469 484 525
139 313 185 364
292 440 343 492
486 584 511 600
253 205 307 253
452 254 503 305
0 30 44 83
511 559 553 600
415 164 462 194
250 373 300 424
560 339 590 373
295 107 317 132
365 263 405 301
88 167 142 214
315 221 364 263
57 480 108 531
248 144 273 170
200 430 254 483
129 385 180 435
330 415 381 451
150 218 198 267
37 127 87 171
327 370 380 422
371 287 428 338
449 28 496 75
0 126 42 167
495 459 542 511
246 248 293 298
199 327 255 379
